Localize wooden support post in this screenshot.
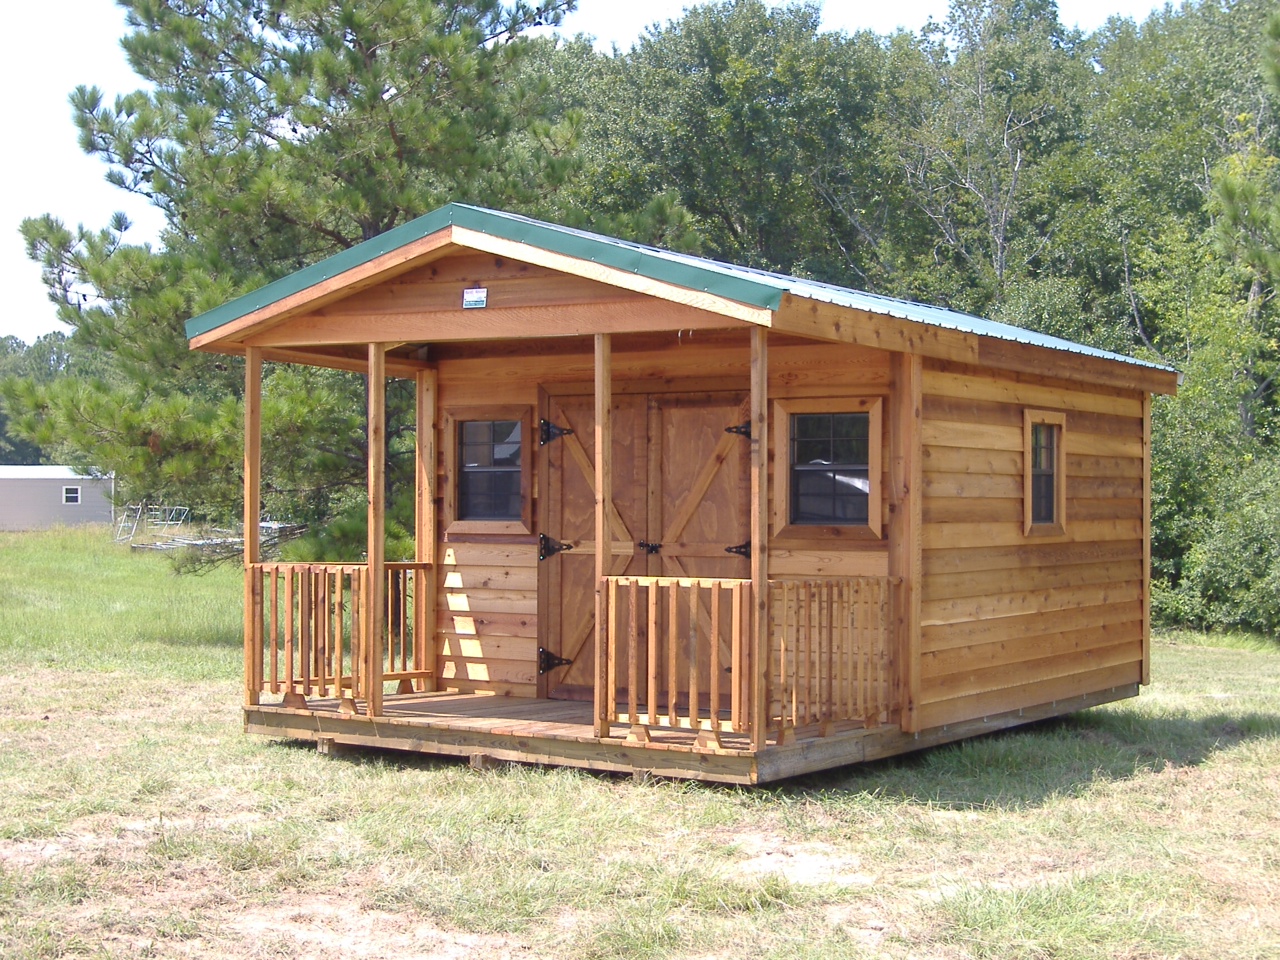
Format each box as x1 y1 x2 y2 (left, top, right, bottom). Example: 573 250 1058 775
1141 393 1152 686
889 353 923 733
593 333 612 738
243 347 262 707
749 327 769 750
366 343 387 717
416 367 438 693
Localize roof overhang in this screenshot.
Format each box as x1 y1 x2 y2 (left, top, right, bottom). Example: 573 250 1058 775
185 203 1179 395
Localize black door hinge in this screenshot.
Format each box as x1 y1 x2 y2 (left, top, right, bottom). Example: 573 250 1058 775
725 421 752 438
637 540 662 554
725 541 751 558
539 533 574 561
539 419 574 446
538 647 573 675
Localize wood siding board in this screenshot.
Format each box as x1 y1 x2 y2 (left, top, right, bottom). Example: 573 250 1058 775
888 353 924 732
916 660 1143 729
922 363 1145 417
922 599 1145 652
921 578 1143 626
921 619 1144 680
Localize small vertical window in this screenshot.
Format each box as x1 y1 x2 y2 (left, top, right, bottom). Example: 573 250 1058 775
1024 410 1066 535
62 486 81 505
457 419 523 521
1030 423 1057 524
790 412 871 525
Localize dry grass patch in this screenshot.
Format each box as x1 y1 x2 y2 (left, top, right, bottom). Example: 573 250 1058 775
1 529 1278 959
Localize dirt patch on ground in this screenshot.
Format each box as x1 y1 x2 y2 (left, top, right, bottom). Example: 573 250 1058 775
729 830 878 886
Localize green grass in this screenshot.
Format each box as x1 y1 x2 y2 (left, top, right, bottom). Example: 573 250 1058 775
1 527 1278 959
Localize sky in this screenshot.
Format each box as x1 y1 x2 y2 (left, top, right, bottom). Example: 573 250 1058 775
3 0 1170 344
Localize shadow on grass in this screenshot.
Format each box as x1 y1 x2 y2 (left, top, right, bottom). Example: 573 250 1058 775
772 705 1280 809
256 700 1280 811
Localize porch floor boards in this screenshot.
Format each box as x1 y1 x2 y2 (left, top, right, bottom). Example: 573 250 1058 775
247 691 766 782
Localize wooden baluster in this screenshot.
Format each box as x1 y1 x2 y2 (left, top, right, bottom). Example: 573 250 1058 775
709 583 721 729
878 578 888 724
730 582 744 731
268 568 280 694
627 579 639 722
667 581 679 728
301 567 313 696
608 576 620 723
284 567 296 697
647 581 659 725
334 571 345 696
783 581 795 735
687 581 700 727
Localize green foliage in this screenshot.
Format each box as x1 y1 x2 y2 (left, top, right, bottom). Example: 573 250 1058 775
1173 457 1280 635
8 0 579 527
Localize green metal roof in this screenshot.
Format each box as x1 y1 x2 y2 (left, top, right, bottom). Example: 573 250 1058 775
185 203 1174 375
184 202 786 340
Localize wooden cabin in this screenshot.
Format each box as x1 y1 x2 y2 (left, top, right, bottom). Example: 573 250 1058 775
186 203 1179 784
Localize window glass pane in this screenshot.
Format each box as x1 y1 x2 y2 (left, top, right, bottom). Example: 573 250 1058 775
457 418 523 520
462 442 492 467
462 421 492 444
794 414 830 440
831 438 868 465
1029 422 1058 525
789 410 872 527
492 421 522 466
794 439 831 465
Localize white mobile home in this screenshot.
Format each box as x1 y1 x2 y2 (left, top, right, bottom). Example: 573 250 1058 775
0 467 114 532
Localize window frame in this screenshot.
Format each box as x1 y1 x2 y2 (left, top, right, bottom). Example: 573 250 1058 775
443 405 533 536
772 396 883 540
62 485 81 506
1023 409 1066 537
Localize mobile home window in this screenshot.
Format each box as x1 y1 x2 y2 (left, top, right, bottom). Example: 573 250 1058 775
1023 410 1066 536
772 396 883 539
457 419 523 520
62 486 81 505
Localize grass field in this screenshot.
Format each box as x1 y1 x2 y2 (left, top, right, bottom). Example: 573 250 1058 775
1 527 1277 959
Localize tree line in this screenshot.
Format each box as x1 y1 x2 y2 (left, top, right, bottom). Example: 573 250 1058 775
2 0 1277 633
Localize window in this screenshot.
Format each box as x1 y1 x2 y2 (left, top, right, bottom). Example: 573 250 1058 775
791 412 870 524
1024 410 1066 536
458 419 523 520
62 486 81 505
444 406 533 535
773 397 882 539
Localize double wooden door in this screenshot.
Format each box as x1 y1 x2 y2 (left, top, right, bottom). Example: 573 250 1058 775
540 389 750 702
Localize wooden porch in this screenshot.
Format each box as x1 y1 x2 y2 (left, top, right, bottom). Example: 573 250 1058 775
245 556 904 771
243 684 1139 785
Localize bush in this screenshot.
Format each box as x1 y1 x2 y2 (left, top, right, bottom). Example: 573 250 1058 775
1174 456 1280 636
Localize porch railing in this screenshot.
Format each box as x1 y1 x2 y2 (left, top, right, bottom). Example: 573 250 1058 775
601 575 897 742
245 561 433 708
768 577 895 733
605 576 752 736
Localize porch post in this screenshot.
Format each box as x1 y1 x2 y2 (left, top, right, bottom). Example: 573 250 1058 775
749 327 769 750
415 367 438 692
243 346 262 708
366 343 387 717
889 353 923 733
593 333 612 738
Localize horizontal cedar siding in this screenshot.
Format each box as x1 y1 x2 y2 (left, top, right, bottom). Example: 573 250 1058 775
438 538 539 697
917 362 1145 726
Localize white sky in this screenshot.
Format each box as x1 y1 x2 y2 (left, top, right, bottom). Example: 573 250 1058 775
2 0 1168 344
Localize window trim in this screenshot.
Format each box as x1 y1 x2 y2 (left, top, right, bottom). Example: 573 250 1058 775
772 396 883 540
443 405 533 536
1023 409 1066 537
62 485 81 506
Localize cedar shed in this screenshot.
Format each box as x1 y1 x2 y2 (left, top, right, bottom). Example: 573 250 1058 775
187 203 1179 784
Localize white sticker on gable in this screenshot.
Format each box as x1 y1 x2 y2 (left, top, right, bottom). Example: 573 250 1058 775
462 287 488 309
